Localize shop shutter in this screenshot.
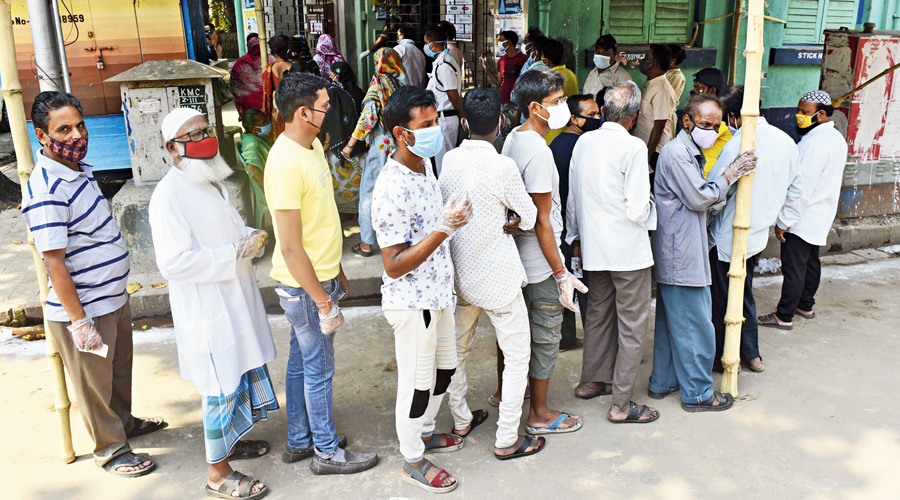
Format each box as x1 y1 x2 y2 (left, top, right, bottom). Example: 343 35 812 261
822 0 858 33
783 0 821 44
649 0 693 43
604 0 647 44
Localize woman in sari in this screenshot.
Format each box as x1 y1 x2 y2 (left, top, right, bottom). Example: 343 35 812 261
229 35 274 114
341 48 408 257
262 35 297 139
313 34 346 80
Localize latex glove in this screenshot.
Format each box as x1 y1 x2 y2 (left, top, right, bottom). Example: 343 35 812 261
318 299 345 335
434 192 473 238
722 149 758 185
68 316 102 351
358 50 370 61
234 233 266 260
554 269 588 312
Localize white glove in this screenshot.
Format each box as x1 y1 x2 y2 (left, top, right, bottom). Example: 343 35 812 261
234 232 266 260
68 316 102 351
434 192 473 238
358 50 371 61
554 269 589 312
318 298 345 335
722 149 758 185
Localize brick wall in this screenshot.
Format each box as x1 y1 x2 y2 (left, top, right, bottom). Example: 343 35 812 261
263 0 303 38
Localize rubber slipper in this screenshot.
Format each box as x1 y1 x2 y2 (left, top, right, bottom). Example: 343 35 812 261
102 451 156 478
574 382 611 400
609 402 659 424
401 459 458 494
495 435 545 461
758 312 792 330
487 394 500 407
796 310 816 319
127 417 167 438
351 243 375 257
229 440 270 461
525 412 582 435
453 409 489 437
206 471 268 499
423 433 464 453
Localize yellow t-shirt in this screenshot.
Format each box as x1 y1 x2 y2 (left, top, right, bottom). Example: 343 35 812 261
265 135 343 287
545 66 581 145
702 122 733 178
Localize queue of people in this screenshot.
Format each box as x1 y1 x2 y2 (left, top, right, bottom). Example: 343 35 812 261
20 24 849 499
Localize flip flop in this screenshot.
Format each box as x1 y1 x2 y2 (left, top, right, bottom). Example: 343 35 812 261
796 310 816 319
609 402 659 424
127 417 167 438
494 435 545 461
487 391 530 407
758 313 792 330
102 451 156 478
351 243 375 257
401 459 458 494
423 433 464 453
525 412 582 435
206 471 268 499
453 409 489 437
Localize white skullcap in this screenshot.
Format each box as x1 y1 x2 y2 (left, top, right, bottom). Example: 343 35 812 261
161 107 203 141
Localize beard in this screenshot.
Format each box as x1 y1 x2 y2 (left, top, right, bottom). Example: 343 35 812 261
179 155 233 184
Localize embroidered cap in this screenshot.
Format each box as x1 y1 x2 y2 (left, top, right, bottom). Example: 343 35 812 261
800 90 832 106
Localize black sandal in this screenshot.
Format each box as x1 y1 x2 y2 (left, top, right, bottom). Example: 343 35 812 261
351 243 375 257
102 451 156 478
206 471 268 499
453 409 489 437
682 391 734 413
494 435 545 461
127 416 167 438
229 440 270 461
609 401 659 424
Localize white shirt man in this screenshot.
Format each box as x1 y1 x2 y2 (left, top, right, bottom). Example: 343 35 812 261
394 36 425 87
759 90 848 329
439 99 539 457
425 44 462 174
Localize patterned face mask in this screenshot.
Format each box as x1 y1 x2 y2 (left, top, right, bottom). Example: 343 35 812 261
46 136 89 163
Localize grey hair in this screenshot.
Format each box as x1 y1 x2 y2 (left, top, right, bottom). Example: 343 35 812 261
514 68 565 118
684 93 721 121
603 81 641 123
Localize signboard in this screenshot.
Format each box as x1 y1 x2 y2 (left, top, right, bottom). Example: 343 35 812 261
499 0 521 14
770 46 824 66
177 85 208 116
494 14 525 57
139 98 162 114
310 21 323 35
445 0 473 42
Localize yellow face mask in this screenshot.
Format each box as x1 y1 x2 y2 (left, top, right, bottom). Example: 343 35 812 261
796 113 815 129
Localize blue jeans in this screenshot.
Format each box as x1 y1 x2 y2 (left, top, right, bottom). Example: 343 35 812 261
358 127 391 246
278 278 340 457
649 284 716 404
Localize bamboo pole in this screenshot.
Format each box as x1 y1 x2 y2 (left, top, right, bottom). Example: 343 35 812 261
721 0 764 397
0 0 76 463
255 1 267 68
728 0 742 85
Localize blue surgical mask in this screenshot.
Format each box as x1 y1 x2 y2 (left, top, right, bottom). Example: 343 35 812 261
424 41 444 58
593 54 611 70
258 122 272 136
402 125 444 159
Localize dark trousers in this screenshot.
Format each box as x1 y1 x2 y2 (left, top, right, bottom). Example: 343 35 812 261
776 233 821 322
559 233 587 349
710 246 760 368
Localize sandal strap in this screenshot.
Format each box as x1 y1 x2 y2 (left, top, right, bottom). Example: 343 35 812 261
105 451 144 471
514 435 534 454
404 458 452 488
430 469 451 488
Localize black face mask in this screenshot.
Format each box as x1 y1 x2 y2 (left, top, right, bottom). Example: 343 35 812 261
575 115 603 133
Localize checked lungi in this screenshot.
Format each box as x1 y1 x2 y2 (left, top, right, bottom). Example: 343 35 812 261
203 365 279 464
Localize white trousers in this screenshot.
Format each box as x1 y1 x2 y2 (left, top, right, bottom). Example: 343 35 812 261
383 307 457 463
447 292 531 449
434 114 459 176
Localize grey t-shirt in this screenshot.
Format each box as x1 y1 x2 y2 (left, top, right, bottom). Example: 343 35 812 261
501 126 563 283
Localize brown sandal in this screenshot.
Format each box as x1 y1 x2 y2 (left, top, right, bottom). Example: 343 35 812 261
758 312 792 330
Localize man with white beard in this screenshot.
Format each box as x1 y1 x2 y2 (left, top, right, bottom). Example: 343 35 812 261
149 108 278 500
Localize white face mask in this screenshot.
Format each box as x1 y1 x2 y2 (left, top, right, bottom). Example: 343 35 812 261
537 101 572 129
496 41 507 56
178 154 232 184
593 54 611 70
726 115 738 135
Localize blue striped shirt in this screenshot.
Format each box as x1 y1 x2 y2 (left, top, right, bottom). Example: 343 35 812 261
21 150 130 322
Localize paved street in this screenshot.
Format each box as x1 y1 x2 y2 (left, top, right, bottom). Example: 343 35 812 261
2 257 900 500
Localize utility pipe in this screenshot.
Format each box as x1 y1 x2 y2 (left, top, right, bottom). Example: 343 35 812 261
49 0 71 92
234 0 246 55
25 0 64 91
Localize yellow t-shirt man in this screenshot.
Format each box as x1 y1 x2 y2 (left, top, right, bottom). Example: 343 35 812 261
545 65 580 145
702 122 733 178
265 135 343 287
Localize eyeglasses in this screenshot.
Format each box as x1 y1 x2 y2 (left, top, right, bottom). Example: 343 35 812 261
172 126 217 143
541 97 568 106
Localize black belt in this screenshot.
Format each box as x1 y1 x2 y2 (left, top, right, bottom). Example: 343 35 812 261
439 110 459 117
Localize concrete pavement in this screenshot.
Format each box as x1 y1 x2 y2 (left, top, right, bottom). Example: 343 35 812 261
2 257 899 499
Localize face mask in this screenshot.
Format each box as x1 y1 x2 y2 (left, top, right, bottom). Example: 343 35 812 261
182 136 219 159
687 115 718 150
796 112 820 136
402 125 444 158
424 41 444 58
593 54 611 70
575 115 603 133
726 115 738 135
497 42 507 56
537 102 572 129
46 136 89 163
638 56 651 75
258 122 272 136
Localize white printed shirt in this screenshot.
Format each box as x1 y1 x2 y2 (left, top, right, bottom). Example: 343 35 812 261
372 156 454 310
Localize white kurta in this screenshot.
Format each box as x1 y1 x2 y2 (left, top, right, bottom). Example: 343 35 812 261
149 167 276 397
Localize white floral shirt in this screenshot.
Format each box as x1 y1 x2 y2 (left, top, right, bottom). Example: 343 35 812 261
371 156 454 311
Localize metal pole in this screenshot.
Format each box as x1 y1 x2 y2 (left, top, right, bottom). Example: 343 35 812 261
234 0 247 55
25 0 64 91
721 0 764 397
0 0 76 464
49 0 72 92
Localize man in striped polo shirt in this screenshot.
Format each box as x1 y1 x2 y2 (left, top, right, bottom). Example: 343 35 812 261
21 92 164 478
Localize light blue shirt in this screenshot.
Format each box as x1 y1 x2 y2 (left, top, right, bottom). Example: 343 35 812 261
708 117 803 262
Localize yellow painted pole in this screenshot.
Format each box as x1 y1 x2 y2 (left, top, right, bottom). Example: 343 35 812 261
255 1 267 67
721 0 764 397
0 0 75 463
